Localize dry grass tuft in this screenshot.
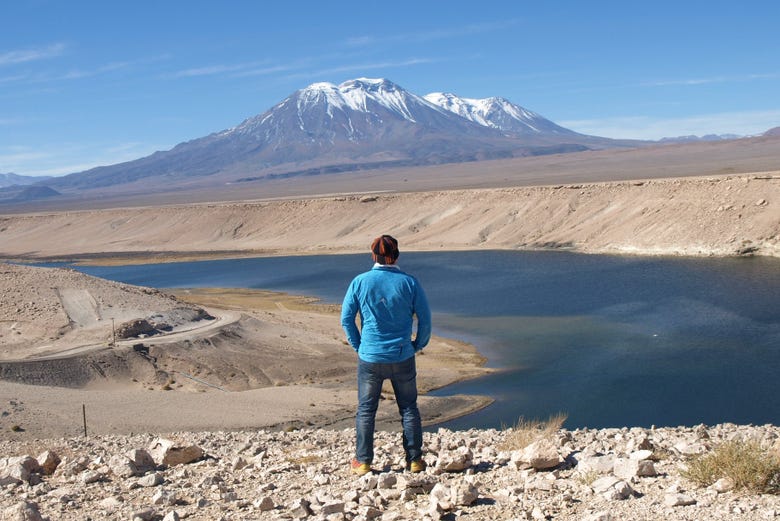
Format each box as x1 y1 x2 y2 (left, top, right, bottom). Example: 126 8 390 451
681 440 780 494
499 413 567 451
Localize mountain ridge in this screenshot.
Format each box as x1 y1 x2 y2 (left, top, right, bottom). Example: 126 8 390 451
11 78 638 200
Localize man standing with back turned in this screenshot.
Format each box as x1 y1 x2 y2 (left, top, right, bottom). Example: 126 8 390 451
341 234 432 475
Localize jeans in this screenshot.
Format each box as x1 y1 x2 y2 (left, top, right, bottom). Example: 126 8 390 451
356 355 422 464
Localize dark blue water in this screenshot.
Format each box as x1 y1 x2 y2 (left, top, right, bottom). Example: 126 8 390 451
49 251 780 429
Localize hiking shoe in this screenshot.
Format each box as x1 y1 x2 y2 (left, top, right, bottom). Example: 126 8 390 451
408 459 426 473
350 458 371 476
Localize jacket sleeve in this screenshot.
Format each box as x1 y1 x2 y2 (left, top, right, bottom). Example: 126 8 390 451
412 281 432 351
340 280 361 352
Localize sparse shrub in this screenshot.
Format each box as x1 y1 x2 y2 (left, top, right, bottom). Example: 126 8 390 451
681 440 780 494
286 454 321 465
649 448 673 462
576 469 600 486
499 412 567 451
10 424 23 432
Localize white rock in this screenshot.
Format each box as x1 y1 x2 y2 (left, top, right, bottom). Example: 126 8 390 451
152 489 178 506
148 438 203 466
81 470 104 484
592 476 633 500
3 501 44 521
108 454 138 478
712 477 735 493
36 450 60 475
664 493 697 507
138 472 164 487
576 454 616 474
452 482 479 506
435 446 473 472
613 457 656 479
377 472 397 489
520 438 563 470
629 449 654 461
126 448 156 473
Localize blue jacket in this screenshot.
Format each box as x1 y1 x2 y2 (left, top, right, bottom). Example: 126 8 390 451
341 264 431 363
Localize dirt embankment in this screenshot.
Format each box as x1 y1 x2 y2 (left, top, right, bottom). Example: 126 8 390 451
1 173 778 262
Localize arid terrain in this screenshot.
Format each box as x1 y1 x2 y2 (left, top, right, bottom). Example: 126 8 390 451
0 264 490 441
0 154 779 519
1 173 778 263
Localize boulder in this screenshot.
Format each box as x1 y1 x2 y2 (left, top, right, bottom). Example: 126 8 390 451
613 457 657 479
3 501 44 521
576 454 616 474
36 450 61 475
512 438 562 470
127 448 156 474
434 446 472 472
591 476 634 500
149 438 203 466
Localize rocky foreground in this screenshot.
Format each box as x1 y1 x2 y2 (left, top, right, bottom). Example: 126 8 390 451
2 423 779 521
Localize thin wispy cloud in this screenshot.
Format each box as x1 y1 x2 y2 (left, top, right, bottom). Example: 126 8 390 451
643 72 780 87
345 19 520 47
0 53 171 84
170 60 272 78
0 43 66 66
232 64 303 78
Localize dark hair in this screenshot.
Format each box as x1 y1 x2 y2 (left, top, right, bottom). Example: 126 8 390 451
371 235 399 264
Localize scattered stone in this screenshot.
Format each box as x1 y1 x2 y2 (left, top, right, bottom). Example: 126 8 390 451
591 476 634 500
613 457 656 479
138 472 164 487
3 501 44 521
665 493 697 507
434 446 473 472
149 438 204 466
36 450 60 475
131 507 156 521
0 424 779 520
712 477 735 493
255 496 275 511
516 438 563 470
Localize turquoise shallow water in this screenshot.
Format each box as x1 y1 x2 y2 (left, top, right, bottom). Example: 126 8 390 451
51 250 780 429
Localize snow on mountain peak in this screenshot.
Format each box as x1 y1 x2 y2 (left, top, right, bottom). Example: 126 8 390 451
291 77 422 122
424 91 550 133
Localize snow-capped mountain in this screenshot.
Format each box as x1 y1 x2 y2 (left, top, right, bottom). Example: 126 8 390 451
223 78 505 145
424 92 578 136
36 78 629 195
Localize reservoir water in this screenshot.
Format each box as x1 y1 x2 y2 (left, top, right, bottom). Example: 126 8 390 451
56 251 780 430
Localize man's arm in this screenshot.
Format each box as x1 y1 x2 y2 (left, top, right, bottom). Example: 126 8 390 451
340 282 362 352
412 283 431 351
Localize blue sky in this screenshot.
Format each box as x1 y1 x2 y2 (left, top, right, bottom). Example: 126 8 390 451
2 0 779 177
